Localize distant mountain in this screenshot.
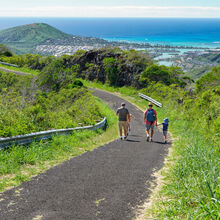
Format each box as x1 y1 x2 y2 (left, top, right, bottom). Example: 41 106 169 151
0 23 109 54
0 23 152 56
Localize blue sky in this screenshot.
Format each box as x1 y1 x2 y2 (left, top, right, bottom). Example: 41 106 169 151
1 0 220 17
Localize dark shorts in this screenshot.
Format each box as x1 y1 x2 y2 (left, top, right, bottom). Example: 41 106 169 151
145 123 154 131
163 130 168 136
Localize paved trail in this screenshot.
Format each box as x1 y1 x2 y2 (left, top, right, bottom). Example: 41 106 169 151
0 89 169 220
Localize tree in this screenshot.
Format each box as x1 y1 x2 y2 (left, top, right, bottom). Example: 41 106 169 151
0 44 13 57
139 64 171 86
103 57 118 86
196 66 220 92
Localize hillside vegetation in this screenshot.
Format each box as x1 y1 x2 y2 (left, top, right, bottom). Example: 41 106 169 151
0 47 191 87
0 23 108 54
0 69 103 137
0 44 13 57
1 47 218 140
0 47 219 218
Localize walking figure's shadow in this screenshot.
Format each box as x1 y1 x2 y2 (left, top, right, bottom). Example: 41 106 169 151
125 139 141 143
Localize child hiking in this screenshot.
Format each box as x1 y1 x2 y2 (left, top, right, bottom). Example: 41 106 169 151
158 118 169 144
144 102 157 142
127 113 136 133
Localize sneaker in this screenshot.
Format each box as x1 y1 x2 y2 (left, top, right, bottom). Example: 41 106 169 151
150 138 153 142
164 140 167 144
120 136 123 140
146 136 149 142
124 136 127 140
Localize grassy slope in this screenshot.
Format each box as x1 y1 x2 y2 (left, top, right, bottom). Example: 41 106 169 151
83 80 220 219
0 23 69 44
0 23 70 54
0 97 118 192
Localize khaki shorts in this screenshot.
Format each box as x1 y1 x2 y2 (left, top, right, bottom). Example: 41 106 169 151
119 121 128 130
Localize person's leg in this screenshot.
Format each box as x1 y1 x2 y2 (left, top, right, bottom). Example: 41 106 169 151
145 129 149 136
120 128 122 137
119 122 123 139
126 123 129 136
124 122 128 138
163 135 166 142
145 124 150 141
150 124 154 141
151 129 154 138
128 123 131 132
164 131 167 143
145 124 150 136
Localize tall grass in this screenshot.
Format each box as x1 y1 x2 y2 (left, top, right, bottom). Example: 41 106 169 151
147 105 220 219
0 97 118 192
84 80 220 219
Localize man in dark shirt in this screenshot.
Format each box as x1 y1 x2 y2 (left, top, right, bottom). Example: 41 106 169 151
116 103 130 140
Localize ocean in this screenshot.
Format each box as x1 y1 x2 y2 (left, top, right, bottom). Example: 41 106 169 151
1 17 220 48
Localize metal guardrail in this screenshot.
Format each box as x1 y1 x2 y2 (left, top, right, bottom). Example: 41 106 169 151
0 118 107 149
0 61 19 68
139 93 162 108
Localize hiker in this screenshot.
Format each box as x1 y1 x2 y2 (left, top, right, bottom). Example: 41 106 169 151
158 118 169 144
127 113 136 133
144 102 157 142
116 103 130 140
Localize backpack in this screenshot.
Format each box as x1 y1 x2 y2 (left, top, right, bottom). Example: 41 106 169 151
146 109 156 122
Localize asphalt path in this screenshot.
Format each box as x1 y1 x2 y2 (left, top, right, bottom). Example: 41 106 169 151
0 88 170 220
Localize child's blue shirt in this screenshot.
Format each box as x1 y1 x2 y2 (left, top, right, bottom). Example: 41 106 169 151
162 123 168 131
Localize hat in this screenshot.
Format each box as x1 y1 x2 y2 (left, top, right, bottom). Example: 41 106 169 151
121 103 126 106
148 102 153 106
164 118 169 124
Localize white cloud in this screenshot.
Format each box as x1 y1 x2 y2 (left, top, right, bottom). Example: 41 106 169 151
0 6 220 18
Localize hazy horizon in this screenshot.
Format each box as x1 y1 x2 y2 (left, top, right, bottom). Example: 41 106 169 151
1 0 220 18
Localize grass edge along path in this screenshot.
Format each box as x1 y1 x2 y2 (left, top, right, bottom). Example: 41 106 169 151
0 97 118 192
0 63 39 75
83 80 220 220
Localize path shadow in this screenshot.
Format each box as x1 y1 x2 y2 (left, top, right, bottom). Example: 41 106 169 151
126 139 141 143
128 135 142 138
153 141 172 145
153 141 166 144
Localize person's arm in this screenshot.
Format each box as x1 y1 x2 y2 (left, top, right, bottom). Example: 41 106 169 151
154 110 158 126
127 110 130 122
131 114 136 120
116 109 119 116
144 111 147 123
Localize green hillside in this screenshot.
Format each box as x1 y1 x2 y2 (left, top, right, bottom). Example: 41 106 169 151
0 23 69 53
0 23 70 43
0 23 108 54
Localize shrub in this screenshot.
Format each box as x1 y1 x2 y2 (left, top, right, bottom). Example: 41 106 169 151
103 57 118 86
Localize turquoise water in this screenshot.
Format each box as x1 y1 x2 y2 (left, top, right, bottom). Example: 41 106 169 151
1 18 220 48
104 36 220 48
